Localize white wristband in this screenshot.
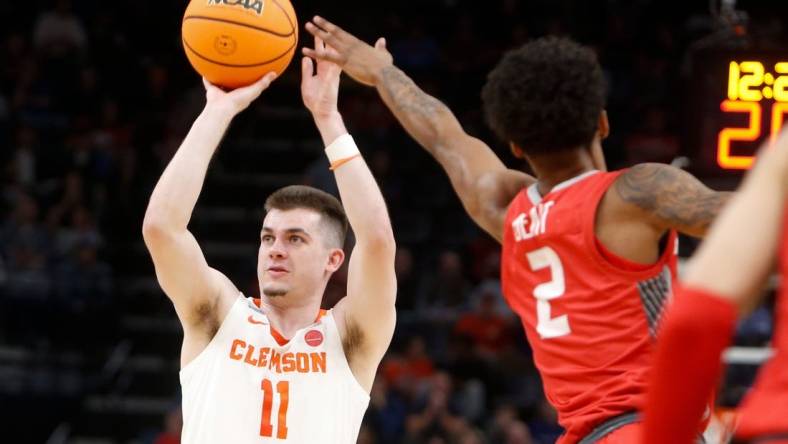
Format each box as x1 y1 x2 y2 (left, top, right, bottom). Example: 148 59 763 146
325 133 360 164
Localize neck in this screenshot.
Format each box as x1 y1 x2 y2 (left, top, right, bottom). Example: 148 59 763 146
260 290 324 339
525 145 599 195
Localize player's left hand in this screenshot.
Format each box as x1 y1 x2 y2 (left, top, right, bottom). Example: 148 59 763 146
301 35 341 120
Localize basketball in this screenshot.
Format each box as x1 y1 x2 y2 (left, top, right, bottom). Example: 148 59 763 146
181 0 298 89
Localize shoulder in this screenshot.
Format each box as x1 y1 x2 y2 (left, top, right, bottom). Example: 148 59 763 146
613 163 683 210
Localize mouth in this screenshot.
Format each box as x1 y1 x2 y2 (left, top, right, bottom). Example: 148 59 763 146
266 266 289 277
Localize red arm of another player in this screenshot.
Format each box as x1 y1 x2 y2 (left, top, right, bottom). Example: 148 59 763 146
683 133 788 304
643 130 788 444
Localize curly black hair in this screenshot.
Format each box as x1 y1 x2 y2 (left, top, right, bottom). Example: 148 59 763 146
481 37 606 155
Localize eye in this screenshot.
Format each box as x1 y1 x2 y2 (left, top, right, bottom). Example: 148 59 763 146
289 235 303 244
262 234 274 243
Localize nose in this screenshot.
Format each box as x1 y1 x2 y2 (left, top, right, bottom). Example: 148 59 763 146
267 238 288 260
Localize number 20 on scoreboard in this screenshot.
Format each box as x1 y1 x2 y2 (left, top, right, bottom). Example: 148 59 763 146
718 61 788 169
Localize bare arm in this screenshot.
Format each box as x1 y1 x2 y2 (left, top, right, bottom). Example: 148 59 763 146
142 75 275 331
303 17 533 242
375 65 532 240
684 131 788 310
301 42 396 391
613 163 732 238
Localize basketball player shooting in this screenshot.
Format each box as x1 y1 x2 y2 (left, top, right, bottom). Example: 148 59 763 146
644 129 788 444
304 16 729 444
142 36 396 443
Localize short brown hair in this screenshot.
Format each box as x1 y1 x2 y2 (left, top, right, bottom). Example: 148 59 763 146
264 185 348 248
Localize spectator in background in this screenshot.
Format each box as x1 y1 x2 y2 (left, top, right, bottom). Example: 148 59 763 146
403 371 482 444
467 249 511 318
383 336 436 390
8 126 38 188
505 421 535 444
418 250 471 314
53 238 112 306
454 290 513 357
394 247 422 310
2 193 51 300
47 171 87 222
364 375 408 444
33 0 87 57
53 206 103 258
527 400 563 444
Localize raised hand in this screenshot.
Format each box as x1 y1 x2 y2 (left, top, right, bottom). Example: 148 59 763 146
301 36 342 119
303 16 393 87
203 72 276 115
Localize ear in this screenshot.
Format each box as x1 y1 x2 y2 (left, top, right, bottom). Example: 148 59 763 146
326 248 345 273
509 142 526 159
598 110 610 140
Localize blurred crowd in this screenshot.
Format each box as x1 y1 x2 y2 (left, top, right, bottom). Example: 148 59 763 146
1 0 785 443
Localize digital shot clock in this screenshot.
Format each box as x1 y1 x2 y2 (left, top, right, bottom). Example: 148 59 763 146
686 52 788 177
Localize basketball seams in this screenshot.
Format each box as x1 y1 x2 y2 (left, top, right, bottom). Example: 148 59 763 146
270 0 295 33
183 15 294 37
181 0 297 86
183 37 297 68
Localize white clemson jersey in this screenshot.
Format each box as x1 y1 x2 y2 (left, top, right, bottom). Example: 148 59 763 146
180 294 370 444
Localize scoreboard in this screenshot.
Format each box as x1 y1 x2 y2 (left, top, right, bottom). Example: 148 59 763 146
687 52 788 176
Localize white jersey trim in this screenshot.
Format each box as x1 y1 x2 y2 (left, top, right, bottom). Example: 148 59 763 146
526 170 601 205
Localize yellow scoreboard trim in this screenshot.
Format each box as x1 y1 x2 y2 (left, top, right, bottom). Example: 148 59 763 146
718 61 788 169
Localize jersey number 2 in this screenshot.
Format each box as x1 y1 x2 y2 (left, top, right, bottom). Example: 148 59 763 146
260 379 289 439
526 246 571 339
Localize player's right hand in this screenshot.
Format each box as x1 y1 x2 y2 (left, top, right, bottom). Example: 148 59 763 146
303 16 393 87
202 73 277 115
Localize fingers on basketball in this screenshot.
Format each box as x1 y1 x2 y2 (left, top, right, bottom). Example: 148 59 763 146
239 72 276 98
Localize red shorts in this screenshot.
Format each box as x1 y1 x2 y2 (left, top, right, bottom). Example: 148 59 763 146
595 423 641 444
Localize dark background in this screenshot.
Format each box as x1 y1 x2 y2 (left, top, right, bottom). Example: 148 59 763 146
0 1 786 443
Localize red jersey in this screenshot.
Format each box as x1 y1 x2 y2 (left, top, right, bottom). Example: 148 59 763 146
501 170 678 444
736 205 788 439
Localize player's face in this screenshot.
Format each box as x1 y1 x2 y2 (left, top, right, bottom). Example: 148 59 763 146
258 208 343 299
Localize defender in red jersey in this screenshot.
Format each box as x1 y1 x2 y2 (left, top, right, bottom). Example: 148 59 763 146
644 131 788 444
304 19 729 443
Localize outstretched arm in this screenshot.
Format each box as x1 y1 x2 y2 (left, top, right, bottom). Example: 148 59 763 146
303 17 533 242
301 38 396 392
142 74 276 333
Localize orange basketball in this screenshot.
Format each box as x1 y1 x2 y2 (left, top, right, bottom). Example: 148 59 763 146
181 0 298 89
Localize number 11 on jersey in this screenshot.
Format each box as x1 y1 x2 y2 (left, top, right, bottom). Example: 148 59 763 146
260 379 289 439
527 246 571 339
